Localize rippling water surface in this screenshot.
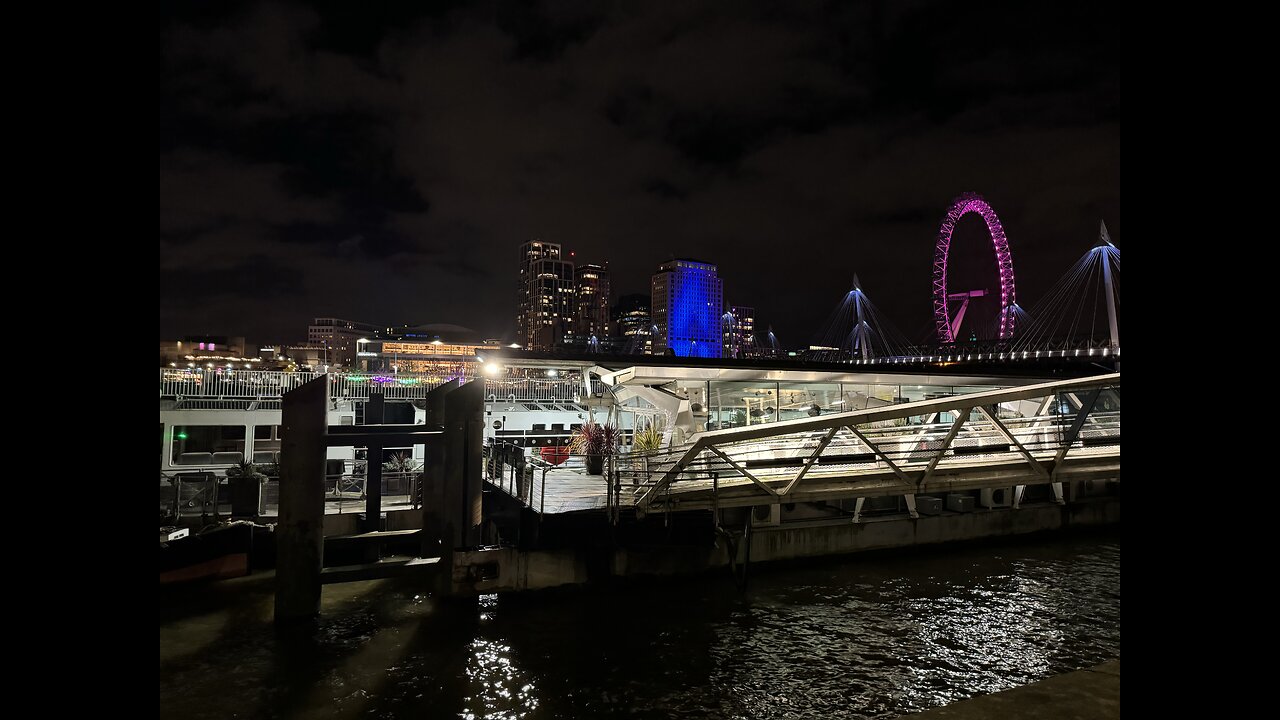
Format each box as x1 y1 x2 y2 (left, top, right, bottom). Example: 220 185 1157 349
160 530 1120 719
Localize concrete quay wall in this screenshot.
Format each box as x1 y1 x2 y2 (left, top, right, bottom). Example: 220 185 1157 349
454 498 1119 594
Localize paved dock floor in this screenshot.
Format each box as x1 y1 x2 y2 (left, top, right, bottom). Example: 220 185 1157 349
901 660 1119 719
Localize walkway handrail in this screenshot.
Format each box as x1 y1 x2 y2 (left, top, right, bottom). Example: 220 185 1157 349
636 372 1119 507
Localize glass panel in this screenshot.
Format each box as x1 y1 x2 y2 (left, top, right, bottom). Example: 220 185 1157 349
953 385 997 396
171 425 247 464
658 379 711 440
253 425 282 453
898 384 957 403
777 382 840 421
839 383 900 410
708 380 777 430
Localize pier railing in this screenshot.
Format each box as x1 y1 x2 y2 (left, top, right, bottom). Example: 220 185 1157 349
159 464 424 521
619 373 1120 512
159 369 604 402
482 441 590 515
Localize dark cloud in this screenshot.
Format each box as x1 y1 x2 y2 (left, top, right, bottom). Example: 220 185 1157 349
644 179 686 201
160 256 305 301
160 0 1120 346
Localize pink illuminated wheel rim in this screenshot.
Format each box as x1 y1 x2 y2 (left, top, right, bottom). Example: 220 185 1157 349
932 192 1017 343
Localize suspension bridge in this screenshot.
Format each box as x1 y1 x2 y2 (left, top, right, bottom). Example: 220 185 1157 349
619 191 1120 366
804 192 1119 364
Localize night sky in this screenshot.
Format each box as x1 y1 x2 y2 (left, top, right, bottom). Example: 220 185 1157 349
160 0 1120 347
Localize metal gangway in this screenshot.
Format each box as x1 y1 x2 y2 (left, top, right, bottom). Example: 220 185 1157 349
615 373 1119 518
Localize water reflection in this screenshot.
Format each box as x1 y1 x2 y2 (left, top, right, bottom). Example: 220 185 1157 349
461 595 539 720
160 532 1119 719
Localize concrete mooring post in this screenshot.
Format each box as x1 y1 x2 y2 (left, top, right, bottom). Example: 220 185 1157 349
363 392 385 536
443 380 484 549
275 376 328 624
420 379 458 558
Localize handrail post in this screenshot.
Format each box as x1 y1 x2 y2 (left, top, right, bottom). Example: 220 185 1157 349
171 475 181 523
605 455 612 521
613 456 621 524
712 472 719 528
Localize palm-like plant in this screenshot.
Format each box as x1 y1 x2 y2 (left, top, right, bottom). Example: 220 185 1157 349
382 451 421 496
631 419 664 452
225 460 265 481
569 422 620 474
383 451 419 474
569 422 620 455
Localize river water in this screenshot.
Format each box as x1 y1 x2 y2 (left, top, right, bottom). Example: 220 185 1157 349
159 529 1119 719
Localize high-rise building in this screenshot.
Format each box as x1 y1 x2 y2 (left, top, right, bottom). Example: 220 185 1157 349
516 240 576 350
722 305 755 359
612 293 652 354
308 317 386 367
651 259 723 358
574 263 611 340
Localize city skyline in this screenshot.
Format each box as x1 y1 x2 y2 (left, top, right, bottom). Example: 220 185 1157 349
161 1 1120 346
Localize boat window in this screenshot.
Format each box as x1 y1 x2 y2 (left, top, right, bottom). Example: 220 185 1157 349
172 425 246 465
253 425 282 453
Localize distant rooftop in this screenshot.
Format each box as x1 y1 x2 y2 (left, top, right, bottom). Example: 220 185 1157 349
397 323 486 344
657 258 717 271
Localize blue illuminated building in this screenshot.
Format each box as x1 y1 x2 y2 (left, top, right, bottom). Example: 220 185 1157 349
651 259 724 358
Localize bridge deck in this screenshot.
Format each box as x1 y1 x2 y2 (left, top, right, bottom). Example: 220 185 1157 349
485 445 1118 516
637 447 1118 511
486 468 611 514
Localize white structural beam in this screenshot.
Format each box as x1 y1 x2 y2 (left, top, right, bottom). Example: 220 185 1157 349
975 405 1048 479
706 445 780 499
918 411 968 488
781 427 840 496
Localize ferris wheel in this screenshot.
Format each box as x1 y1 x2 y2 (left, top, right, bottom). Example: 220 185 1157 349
932 192 1018 343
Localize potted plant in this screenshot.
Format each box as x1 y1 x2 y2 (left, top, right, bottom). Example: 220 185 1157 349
383 452 420 496
258 459 280 479
569 421 620 475
631 418 665 453
225 460 267 517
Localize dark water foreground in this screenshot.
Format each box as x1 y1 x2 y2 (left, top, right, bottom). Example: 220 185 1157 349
160 529 1120 719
